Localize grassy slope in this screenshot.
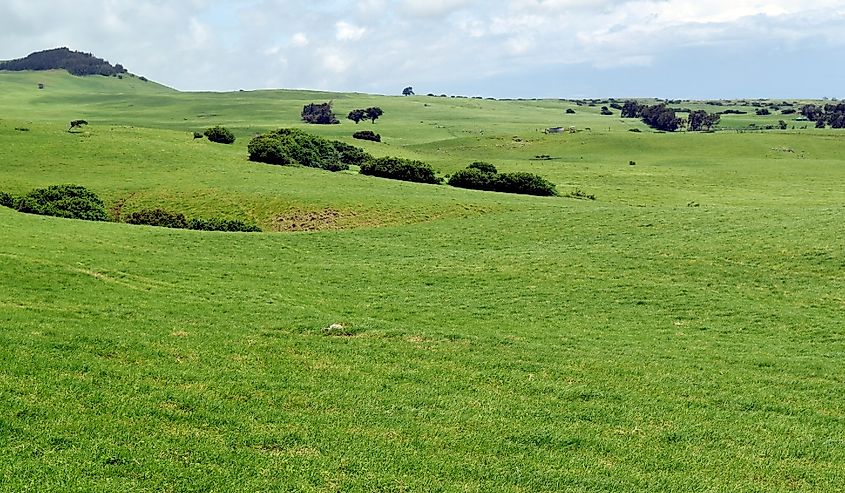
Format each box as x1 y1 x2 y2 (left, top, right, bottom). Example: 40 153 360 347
1 71 843 492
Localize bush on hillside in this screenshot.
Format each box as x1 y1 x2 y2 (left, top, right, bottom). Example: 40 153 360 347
125 209 188 229
353 130 381 142
447 164 558 196
248 128 347 171
332 141 372 166
187 217 261 232
467 161 498 174
0 192 14 208
359 156 442 184
126 208 261 232
204 126 236 144
448 168 498 191
565 108 576 114
15 184 108 221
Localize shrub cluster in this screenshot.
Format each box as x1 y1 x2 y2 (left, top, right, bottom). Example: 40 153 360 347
0 191 14 208
332 141 372 166
248 128 348 171
204 126 236 144
360 157 442 184
353 130 381 142
14 185 108 221
125 208 260 232
448 162 558 196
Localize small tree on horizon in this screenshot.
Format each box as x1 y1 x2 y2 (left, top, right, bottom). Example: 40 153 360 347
402 86 414 96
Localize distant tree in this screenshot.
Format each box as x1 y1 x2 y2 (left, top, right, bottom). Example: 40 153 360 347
800 104 822 121
688 110 720 131
621 100 644 118
600 106 613 116
640 104 683 132
68 119 88 132
402 86 414 96
777 120 788 130
565 108 576 114
364 107 384 123
302 102 339 124
347 109 366 124
756 108 771 116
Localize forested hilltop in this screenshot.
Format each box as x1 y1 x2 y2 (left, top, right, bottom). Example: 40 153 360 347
0 47 127 76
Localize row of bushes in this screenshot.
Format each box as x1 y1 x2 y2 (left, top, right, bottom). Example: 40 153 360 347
247 128 562 196
1 185 260 232
448 162 558 196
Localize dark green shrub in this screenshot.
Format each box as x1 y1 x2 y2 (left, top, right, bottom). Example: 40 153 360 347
331 141 372 166
15 184 108 221
125 208 260 232
187 217 261 232
468 161 497 174
193 131 203 139
360 156 442 184
204 126 236 144
247 134 293 165
448 168 497 191
565 108 576 114
494 172 558 196
353 130 381 142
0 191 14 208
125 209 188 228
248 129 347 171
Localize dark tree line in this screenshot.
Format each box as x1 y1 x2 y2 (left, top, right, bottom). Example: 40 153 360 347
801 103 845 128
0 47 127 76
622 101 719 132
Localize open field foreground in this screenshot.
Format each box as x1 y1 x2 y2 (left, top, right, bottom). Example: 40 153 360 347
1 71 843 492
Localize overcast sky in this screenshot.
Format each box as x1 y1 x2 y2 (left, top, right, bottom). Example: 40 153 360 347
2 0 844 98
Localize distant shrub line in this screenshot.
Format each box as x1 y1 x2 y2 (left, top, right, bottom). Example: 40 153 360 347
1 186 260 232
360 157 442 184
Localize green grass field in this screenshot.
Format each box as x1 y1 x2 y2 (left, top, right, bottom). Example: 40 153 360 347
1 71 843 492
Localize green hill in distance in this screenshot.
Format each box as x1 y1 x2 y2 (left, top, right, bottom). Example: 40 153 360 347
1 66 843 491
0 47 129 77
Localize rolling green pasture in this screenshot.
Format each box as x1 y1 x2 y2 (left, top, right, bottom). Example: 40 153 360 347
1 71 843 491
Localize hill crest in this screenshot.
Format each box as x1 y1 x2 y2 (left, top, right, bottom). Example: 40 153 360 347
0 47 128 77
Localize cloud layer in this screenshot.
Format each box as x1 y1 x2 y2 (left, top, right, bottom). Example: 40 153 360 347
1 0 844 97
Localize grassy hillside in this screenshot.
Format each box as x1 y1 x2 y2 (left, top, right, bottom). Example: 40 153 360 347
1 71 843 491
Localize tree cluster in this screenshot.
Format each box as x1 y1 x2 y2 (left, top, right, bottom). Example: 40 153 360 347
347 107 384 124
622 101 718 132
0 47 128 77
801 104 845 128
301 102 339 124
687 110 721 131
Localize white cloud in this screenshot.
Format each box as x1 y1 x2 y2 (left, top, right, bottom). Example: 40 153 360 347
335 21 367 41
0 0 844 96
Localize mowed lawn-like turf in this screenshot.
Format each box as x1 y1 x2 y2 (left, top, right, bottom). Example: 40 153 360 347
1 71 843 491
